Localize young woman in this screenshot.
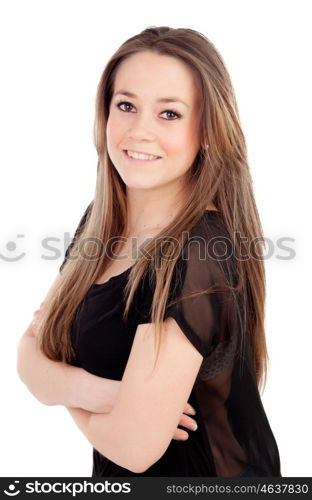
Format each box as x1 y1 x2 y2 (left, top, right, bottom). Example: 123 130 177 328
17 26 281 477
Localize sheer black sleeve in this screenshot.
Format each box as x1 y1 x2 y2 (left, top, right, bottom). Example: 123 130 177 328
163 216 239 359
59 201 93 273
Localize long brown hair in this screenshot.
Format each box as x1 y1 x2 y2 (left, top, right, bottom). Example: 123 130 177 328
36 26 268 390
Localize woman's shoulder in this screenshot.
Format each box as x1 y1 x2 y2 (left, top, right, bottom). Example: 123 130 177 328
185 210 237 286
190 209 231 247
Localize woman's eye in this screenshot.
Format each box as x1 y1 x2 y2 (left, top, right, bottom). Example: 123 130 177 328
115 101 181 120
160 110 181 120
116 101 135 112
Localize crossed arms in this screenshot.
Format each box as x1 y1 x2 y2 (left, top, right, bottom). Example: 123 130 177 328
17 301 201 473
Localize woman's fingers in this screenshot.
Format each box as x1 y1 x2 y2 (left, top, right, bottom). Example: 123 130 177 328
32 310 39 322
178 413 198 431
31 308 42 336
32 301 45 322
183 402 196 415
172 428 189 441
172 414 198 441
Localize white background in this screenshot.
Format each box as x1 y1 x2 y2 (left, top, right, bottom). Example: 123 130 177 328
1 0 311 477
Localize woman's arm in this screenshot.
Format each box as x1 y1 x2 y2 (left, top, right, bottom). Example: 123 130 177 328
18 306 198 447
80 320 203 473
66 403 198 453
17 319 119 413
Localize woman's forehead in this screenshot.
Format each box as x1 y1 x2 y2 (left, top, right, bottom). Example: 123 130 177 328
113 51 200 106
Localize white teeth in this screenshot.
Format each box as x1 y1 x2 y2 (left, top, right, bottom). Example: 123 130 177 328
126 150 159 160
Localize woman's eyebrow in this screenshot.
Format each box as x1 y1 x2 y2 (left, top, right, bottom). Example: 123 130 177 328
113 90 189 108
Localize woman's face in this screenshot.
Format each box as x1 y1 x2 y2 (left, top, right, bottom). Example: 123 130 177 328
106 51 201 191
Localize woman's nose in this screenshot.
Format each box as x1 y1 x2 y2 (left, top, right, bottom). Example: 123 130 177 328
127 111 156 141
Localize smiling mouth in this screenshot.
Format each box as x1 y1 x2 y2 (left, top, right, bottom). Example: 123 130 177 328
123 149 162 161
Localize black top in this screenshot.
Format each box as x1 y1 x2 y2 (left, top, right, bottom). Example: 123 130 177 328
59 204 281 477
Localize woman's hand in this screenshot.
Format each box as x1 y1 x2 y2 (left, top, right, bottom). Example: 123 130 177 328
173 403 197 441
30 301 45 337
76 371 120 414
76 370 198 440
76 370 198 439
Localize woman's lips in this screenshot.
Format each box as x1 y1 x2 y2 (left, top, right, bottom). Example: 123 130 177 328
123 149 161 162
